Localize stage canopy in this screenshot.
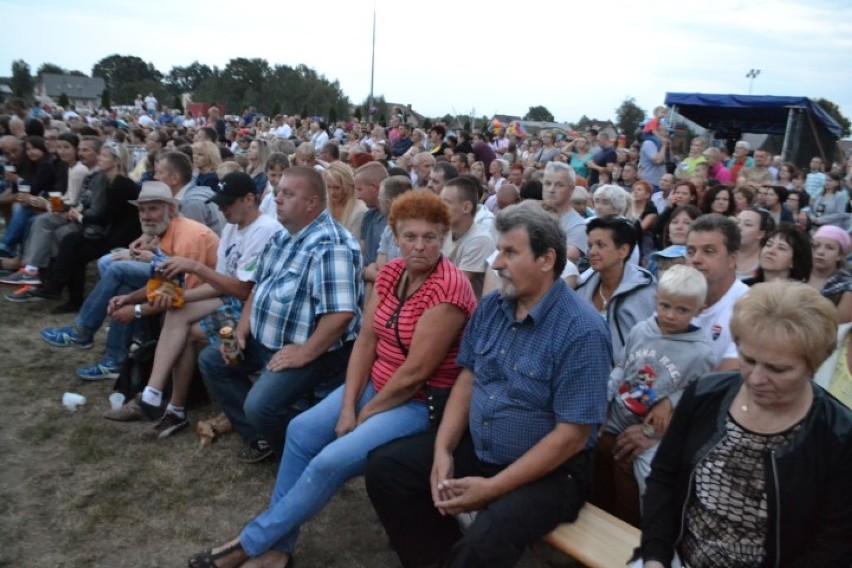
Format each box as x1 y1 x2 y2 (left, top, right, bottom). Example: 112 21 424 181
664 93 843 165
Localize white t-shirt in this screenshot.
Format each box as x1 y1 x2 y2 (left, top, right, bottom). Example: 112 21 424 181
474 204 497 242
216 215 283 281
692 279 749 366
443 223 495 298
138 114 155 128
259 183 277 220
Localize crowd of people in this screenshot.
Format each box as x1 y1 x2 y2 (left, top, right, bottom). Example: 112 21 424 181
1 95 852 568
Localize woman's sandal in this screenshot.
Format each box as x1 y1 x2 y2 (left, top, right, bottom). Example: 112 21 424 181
187 540 244 568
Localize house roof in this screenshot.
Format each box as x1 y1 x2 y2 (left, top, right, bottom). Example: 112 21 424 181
40 74 106 99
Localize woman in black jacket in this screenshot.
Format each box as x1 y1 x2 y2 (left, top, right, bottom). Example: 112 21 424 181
639 281 852 568
36 142 140 312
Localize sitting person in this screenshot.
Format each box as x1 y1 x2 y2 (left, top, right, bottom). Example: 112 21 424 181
198 167 362 463
365 202 613 568
807 225 852 323
639 281 852 567
575 216 657 365
31 141 140 311
39 182 219 380
742 223 812 286
103 173 282 438
591 265 714 527
258 152 289 219
363 175 413 283
188 191 476 568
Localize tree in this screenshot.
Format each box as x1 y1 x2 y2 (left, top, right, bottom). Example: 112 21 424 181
165 61 214 97
58 92 70 108
92 54 162 104
10 60 33 99
524 105 554 122
615 97 647 144
815 98 851 138
36 62 66 78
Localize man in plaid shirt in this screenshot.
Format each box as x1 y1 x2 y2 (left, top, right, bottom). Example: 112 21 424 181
199 167 363 463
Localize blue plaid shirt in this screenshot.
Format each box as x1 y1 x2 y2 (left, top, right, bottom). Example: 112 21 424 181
457 279 612 465
250 210 363 351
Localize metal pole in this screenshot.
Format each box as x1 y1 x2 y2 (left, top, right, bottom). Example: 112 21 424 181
368 1 376 121
781 107 795 162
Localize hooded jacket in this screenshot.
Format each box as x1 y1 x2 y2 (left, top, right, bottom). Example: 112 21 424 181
576 263 657 365
606 315 715 434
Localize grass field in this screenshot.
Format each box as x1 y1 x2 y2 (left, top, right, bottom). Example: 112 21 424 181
0 264 574 567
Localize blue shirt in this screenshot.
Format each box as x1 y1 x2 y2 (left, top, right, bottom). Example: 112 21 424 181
457 279 612 465
360 207 387 266
250 210 363 351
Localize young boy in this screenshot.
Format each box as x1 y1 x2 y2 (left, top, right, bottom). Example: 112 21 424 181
593 265 715 524
258 152 289 220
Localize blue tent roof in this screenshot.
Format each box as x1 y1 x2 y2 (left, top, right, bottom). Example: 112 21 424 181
664 93 843 139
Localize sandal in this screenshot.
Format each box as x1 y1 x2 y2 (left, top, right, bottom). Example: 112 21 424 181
188 540 245 568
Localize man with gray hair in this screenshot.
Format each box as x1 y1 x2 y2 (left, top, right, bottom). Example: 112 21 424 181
413 153 436 189
726 140 753 183
366 201 612 568
542 162 587 258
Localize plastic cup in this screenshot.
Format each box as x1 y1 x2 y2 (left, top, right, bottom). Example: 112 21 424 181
4 165 14 173
17 184 31 194
62 392 87 411
108 392 125 410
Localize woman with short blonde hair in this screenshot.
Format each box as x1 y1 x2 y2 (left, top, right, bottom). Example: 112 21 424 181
323 161 367 239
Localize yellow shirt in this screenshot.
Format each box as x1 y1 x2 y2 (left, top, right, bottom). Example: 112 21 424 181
828 335 852 409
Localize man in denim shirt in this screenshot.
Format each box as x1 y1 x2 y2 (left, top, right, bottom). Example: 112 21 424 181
366 202 612 568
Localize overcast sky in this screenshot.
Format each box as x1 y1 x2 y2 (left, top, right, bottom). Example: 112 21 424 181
3 0 850 134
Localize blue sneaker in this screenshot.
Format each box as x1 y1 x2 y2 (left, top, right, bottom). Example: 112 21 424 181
76 359 122 381
40 326 94 349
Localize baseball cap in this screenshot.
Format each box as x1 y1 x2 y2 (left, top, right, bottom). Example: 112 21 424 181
207 172 257 206
650 245 687 260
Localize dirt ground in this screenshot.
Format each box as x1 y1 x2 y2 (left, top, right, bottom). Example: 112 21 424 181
0 277 575 567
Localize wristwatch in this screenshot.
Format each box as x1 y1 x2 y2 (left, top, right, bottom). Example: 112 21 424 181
134 304 143 319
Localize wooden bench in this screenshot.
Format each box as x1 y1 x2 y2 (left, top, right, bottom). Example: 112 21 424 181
542 504 640 568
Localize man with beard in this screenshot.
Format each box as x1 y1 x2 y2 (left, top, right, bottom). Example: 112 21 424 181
366 202 612 568
40 182 219 381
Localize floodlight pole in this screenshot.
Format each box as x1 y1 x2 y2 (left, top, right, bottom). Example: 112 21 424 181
746 69 761 95
368 1 376 120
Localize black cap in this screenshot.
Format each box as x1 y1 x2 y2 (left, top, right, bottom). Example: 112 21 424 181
207 172 257 206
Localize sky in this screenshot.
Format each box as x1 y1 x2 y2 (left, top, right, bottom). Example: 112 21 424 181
2 0 851 133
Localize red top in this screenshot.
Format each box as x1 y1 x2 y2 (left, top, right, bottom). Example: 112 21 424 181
370 256 477 395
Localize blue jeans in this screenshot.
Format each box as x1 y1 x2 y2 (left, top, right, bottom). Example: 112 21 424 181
74 260 150 364
198 337 352 455
1 203 37 252
239 382 429 556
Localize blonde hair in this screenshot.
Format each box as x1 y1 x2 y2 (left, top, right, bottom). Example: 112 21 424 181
216 160 243 178
323 161 359 225
730 281 838 373
191 141 221 173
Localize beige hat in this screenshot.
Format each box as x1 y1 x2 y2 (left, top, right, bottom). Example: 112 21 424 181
129 181 181 207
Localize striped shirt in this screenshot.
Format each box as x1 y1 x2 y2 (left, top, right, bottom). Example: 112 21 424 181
457 279 612 465
250 210 362 351
371 257 477 395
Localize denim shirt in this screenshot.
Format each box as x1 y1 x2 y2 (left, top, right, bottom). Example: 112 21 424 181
457 279 612 465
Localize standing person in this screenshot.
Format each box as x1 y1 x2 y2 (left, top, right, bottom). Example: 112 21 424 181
736 207 774 281
198 167 363 462
585 133 617 186
809 172 849 229
807 225 852 322
638 281 852 568
804 156 827 200
187 190 476 568
638 123 669 189
365 202 612 568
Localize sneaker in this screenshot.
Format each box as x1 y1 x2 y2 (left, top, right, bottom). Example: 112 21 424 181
31 287 62 301
51 301 82 314
141 411 189 440
237 439 274 464
40 326 94 349
104 396 159 421
5 285 42 303
0 268 40 286
76 359 122 381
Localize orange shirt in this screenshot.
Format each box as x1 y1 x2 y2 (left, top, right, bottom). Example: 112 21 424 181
157 216 219 289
